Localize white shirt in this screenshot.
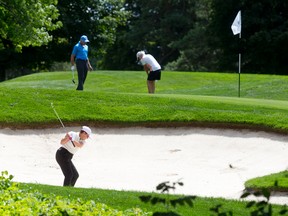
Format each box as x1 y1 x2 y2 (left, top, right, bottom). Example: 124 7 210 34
140 54 161 71
62 131 85 154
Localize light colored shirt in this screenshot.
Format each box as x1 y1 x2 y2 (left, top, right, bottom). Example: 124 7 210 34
62 131 85 154
140 54 161 71
72 42 89 60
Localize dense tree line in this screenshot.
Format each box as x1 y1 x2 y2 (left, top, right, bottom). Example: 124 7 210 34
104 0 288 74
0 0 287 81
208 0 288 74
0 0 129 80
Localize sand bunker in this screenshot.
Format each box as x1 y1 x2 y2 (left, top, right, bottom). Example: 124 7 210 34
0 127 288 205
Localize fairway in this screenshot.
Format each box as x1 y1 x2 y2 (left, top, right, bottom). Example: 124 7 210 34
1 126 288 205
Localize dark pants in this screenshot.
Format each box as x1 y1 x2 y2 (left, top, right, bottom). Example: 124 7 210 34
56 147 79 187
147 69 161 81
76 59 88 90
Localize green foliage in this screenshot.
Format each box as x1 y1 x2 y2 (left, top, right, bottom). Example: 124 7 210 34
165 0 215 72
0 0 62 51
0 0 130 80
53 0 129 55
0 0 62 81
102 0 197 69
139 180 196 216
210 204 233 216
240 187 288 216
139 180 288 216
0 171 14 190
104 0 287 74
208 0 288 74
0 171 149 215
2 0 288 78
169 0 288 73
49 0 130 64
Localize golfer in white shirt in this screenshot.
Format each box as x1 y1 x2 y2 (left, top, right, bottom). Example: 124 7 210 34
137 51 161 94
56 126 92 187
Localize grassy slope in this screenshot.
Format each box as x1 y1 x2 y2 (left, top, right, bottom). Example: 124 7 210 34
1 71 288 132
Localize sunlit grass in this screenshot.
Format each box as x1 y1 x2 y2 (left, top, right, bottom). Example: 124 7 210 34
1 71 288 132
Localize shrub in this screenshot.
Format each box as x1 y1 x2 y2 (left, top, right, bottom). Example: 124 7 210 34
0 171 150 216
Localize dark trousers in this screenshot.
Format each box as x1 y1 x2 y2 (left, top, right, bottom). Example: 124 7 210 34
56 147 79 186
76 59 88 90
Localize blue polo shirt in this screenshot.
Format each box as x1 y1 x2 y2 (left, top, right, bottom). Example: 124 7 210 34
72 42 89 60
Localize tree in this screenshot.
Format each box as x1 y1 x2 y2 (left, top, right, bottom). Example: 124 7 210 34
0 0 61 51
242 0 288 74
0 0 130 80
48 0 130 68
24 0 130 71
165 0 216 71
0 0 62 80
166 0 288 74
208 0 288 74
102 0 197 70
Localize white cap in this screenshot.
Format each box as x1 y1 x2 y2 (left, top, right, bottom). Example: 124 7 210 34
81 126 92 137
136 51 145 60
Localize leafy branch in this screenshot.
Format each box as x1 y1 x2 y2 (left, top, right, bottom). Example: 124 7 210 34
139 180 196 216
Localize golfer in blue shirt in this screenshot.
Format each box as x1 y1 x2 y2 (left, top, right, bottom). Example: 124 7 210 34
70 35 93 90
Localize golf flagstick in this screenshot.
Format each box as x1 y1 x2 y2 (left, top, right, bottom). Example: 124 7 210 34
231 10 242 97
51 102 75 147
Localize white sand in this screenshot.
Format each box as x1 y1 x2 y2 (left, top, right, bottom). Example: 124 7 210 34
0 127 288 205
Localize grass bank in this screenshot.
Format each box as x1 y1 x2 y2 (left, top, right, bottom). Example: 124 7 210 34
1 71 288 133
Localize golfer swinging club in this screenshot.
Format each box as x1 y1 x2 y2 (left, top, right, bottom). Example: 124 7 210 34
136 51 161 94
56 126 92 187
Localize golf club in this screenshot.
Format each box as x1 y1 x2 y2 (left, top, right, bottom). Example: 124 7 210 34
51 102 75 147
71 67 75 84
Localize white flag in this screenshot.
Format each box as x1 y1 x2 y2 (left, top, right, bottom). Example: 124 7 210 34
231 11 241 35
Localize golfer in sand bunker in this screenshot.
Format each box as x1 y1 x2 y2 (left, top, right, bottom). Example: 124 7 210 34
55 126 92 187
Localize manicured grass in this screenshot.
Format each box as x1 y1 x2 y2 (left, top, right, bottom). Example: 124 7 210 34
245 171 288 192
1 71 288 132
3 71 288 99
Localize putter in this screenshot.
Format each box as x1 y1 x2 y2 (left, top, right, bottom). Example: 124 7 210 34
51 102 75 147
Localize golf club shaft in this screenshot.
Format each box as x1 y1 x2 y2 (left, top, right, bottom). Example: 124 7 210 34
51 103 65 128
51 103 75 147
